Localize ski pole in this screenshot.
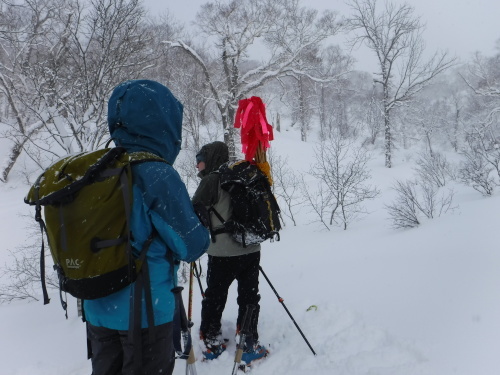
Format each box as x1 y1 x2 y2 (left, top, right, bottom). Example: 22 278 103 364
188 263 195 320
186 263 197 375
232 304 255 375
192 261 205 298
259 266 316 356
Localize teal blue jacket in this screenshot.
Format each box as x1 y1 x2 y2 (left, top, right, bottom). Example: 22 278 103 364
84 80 209 329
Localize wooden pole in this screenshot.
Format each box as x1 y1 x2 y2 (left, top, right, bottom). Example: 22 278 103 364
186 263 198 375
255 141 267 163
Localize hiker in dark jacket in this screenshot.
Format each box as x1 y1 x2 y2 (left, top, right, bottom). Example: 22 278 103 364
84 80 210 375
192 141 268 363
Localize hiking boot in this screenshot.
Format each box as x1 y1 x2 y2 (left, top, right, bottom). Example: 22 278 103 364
201 333 227 360
241 342 269 365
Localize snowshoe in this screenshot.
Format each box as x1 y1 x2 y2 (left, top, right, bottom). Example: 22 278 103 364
201 334 228 361
241 342 269 366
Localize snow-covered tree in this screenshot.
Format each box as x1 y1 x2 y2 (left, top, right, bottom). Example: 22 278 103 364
165 0 343 157
461 49 500 144
458 46 500 195
346 0 455 168
404 98 450 156
0 0 65 182
0 0 156 181
307 133 379 230
145 15 214 152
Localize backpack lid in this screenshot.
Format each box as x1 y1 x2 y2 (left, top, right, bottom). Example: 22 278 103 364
24 148 165 206
218 160 266 188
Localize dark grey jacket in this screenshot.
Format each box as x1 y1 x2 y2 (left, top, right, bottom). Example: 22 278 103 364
192 141 260 257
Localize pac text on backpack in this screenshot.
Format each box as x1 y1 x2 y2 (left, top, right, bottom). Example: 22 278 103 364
24 147 166 307
209 160 281 247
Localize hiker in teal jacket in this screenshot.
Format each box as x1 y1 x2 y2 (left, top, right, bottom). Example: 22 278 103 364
84 80 210 375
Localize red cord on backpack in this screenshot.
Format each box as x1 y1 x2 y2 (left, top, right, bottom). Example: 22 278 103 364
234 96 274 161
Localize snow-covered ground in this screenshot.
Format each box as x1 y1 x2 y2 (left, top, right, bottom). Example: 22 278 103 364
1 130 500 375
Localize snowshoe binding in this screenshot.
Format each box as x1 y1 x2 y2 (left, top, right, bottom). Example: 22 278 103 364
201 333 228 361
241 342 268 366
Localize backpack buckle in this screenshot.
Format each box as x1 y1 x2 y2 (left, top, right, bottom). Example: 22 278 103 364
35 204 42 222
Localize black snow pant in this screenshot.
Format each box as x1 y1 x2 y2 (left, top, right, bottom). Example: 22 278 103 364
87 321 175 375
200 252 261 342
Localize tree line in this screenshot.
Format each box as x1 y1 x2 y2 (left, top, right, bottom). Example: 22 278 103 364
1 0 499 204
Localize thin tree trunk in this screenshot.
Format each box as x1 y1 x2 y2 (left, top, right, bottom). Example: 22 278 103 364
319 84 326 137
1 139 26 183
299 78 307 142
383 84 392 168
224 104 237 161
384 112 391 168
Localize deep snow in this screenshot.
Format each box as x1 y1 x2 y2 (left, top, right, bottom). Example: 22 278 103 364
1 130 500 375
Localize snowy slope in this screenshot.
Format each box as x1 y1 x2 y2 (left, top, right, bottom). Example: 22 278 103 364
1 132 500 375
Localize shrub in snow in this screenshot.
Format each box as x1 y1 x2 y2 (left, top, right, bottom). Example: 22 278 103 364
414 151 456 188
386 179 455 229
459 149 495 196
304 135 379 230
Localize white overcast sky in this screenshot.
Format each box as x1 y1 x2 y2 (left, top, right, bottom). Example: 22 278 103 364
143 0 500 72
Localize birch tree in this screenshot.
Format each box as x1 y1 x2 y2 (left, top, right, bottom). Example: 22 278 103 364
317 46 350 138
0 0 65 182
461 50 500 139
406 99 449 156
145 16 213 152
165 0 343 157
464 50 500 102
347 0 455 168
0 0 155 182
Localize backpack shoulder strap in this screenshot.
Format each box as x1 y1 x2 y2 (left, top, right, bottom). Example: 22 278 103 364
204 170 227 243
206 205 228 243
128 151 169 165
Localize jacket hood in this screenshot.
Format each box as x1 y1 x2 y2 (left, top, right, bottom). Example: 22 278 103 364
108 80 183 164
197 141 229 177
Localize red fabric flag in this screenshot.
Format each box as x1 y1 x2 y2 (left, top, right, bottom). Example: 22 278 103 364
234 96 274 161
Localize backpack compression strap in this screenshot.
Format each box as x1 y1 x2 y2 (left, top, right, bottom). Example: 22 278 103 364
33 172 51 306
207 206 226 242
128 232 157 375
207 206 248 247
35 202 51 306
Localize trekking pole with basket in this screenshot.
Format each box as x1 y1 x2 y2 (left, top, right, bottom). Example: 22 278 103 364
232 304 256 375
185 262 198 375
259 266 316 356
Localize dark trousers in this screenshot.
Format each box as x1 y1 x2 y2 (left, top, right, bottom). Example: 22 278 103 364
87 322 175 375
200 252 261 341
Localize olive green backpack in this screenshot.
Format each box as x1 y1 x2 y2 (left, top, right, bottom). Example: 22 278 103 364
25 146 195 364
25 147 166 308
